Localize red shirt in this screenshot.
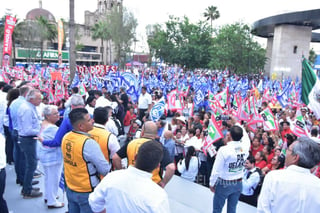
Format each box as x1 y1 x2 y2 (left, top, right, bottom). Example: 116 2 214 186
256 160 267 169
281 128 293 141
251 144 264 157
267 152 274 164
123 111 136 126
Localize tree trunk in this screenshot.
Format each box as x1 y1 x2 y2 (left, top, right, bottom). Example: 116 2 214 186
101 39 104 65
69 0 76 81
40 40 43 67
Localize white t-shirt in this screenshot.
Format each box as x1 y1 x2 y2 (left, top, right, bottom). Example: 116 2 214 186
138 93 152 109
89 166 170 213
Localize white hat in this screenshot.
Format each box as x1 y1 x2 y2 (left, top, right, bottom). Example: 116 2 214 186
135 119 142 127
176 116 186 123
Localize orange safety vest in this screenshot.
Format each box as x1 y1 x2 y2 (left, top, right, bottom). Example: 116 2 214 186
61 131 94 192
127 138 162 183
89 126 111 162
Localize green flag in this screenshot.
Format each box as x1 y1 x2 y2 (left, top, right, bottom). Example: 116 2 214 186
301 58 320 119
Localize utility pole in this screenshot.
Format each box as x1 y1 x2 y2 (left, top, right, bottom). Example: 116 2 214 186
69 0 76 81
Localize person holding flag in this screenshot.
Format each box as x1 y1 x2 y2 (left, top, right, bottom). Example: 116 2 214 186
209 116 251 213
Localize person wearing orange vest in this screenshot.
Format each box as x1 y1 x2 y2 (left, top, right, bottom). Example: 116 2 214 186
112 121 175 188
89 107 120 167
61 108 110 213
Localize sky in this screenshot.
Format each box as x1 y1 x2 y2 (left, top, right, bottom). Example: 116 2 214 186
1 0 319 52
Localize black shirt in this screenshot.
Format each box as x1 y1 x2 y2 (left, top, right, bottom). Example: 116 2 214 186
120 93 129 112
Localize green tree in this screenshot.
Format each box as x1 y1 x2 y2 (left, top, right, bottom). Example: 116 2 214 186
147 16 214 69
35 16 57 66
309 48 316 65
107 7 137 67
203 6 220 30
91 20 110 64
209 22 266 74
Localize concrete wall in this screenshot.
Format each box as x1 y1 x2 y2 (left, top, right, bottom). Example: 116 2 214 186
269 25 312 80
264 37 273 77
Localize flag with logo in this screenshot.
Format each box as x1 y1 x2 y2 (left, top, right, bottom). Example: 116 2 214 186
150 98 165 121
260 107 278 131
214 87 229 108
202 115 224 156
301 58 320 119
167 89 183 110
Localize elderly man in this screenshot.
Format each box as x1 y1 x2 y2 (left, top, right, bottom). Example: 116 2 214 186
9 86 31 186
112 121 175 188
62 108 110 213
17 89 43 198
257 137 320 212
89 140 170 213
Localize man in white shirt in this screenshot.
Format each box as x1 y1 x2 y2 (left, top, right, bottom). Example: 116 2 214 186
239 155 261 207
138 86 152 122
257 136 320 213
88 140 170 213
0 133 9 213
104 106 118 136
209 121 251 213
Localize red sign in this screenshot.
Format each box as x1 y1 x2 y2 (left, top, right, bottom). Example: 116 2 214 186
2 15 16 67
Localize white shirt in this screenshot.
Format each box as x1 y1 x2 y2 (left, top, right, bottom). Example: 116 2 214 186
0 134 6 169
177 156 200 182
138 92 152 109
95 96 112 108
88 166 170 213
185 136 203 150
209 123 250 186
105 118 118 136
242 167 260 196
0 90 7 134
94 123 120 159
257 165 320 213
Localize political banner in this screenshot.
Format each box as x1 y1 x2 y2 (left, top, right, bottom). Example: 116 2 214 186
57 19 64 66
2 15 16 67
150 98 165 121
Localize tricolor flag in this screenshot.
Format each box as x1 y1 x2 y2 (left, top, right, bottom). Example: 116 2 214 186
301 58 320 119
202 116 224 155
260 107 278 131
167 89 183 110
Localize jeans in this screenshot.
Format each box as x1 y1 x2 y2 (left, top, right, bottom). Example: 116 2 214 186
12 130 25 183
66 187 93 213
213 178 242 213
0 168 9 213
19 137 38 194
4 125 14 164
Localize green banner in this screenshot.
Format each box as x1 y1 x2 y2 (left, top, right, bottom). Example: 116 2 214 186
17 49 69 60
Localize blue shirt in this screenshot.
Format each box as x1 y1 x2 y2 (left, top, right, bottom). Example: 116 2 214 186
42 117 73 147
164 138 175 162
17 101 41 136
9 96 26 130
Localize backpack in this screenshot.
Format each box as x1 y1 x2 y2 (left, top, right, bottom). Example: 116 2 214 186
111 117 125 136
247 167 264 196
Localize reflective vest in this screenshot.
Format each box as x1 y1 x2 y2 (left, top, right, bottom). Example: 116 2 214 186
127 138 161 183
61 131 94 192
89 126 111 162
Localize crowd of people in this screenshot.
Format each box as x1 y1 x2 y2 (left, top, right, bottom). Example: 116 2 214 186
0 65 320 213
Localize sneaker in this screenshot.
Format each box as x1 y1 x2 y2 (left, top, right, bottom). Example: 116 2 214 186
33 172 42 179
44 196 59 203
48 202 64 209
32 180 39 185
23 190 43 199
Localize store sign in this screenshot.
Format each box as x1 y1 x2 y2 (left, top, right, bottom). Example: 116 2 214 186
17 49 69 60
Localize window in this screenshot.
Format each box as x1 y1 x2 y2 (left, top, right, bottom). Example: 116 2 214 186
293 45 297 54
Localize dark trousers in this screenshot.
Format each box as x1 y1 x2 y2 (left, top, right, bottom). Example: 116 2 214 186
12 130 25 183
3 126 14 164
19 137 38 194
239 194 258 207
0 168 9 213
138 108 148 123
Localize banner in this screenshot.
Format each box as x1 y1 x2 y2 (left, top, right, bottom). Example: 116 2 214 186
150 98 165 121
260 107 278 131
2 15 16 67
57 19 64 66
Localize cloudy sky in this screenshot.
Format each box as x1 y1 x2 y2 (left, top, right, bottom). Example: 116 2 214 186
1 0 319 51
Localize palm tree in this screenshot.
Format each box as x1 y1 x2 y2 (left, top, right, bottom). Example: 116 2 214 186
91 20 111 65
69 0 76 82
36 16 57 66
203 6 220 30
